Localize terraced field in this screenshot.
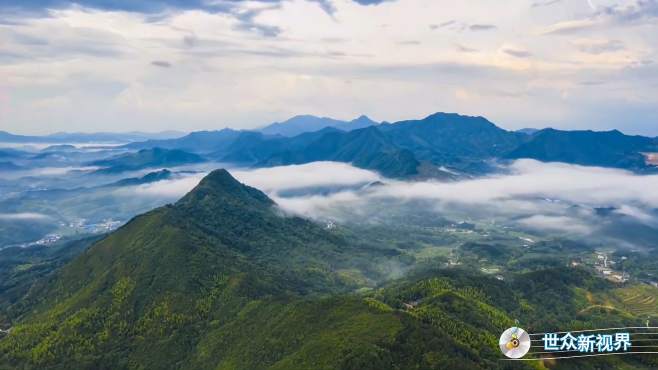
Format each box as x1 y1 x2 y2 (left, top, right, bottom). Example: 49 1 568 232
615 285 658 317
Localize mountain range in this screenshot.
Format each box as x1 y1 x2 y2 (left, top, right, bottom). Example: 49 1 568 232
0 130 185 144
2 112 657 178
506 128 656 169
89 148 205 173
260 114 378 137
121 112 658 177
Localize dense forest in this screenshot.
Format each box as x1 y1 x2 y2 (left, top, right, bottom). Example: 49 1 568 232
0 170 657 370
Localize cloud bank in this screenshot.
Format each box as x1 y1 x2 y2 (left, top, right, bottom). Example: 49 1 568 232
1 0 657 135
0 212 50 220
230 162 380 192
120 160 658 246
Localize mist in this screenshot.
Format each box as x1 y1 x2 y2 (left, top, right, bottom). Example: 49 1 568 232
119 160 658 248
0 212 50 221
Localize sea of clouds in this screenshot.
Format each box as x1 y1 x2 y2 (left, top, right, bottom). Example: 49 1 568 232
2 159 657 250
121 160 658 246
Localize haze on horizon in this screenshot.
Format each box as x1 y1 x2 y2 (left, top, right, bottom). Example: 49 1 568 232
0 0 657 136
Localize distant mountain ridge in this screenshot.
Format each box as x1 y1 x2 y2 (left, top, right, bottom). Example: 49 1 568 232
516 128 540 135
0 130 185 144
379 113 526 173
260 114 379 137
0 162 22 171
120 113 658 176
506 128 658 170
6 112 657 177
109 169 174 186
259 126 420 178
124 128 244 152
250 112 531 176
90 148 205 173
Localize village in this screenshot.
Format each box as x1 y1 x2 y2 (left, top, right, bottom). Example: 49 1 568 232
572 251 630 284
4 219 124 250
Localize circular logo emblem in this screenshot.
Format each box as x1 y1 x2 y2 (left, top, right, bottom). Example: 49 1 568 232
499 327 531 359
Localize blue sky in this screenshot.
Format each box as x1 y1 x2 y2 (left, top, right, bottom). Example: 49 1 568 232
0 0 657 135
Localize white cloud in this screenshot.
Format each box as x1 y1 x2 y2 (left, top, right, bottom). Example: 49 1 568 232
517 215 592 235
0 212 50 220
271 191 365 217
0 0 656 135
125 173 206 198
226 160 658 240
120 161 380 199
0 166 102 180
230 161 380 192
127 160 658 215
363 160 658 208
614 204 657 224
91 160 658 244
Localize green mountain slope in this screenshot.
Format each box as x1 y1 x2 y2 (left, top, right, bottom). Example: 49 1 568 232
0 169 521 370
259 113 522 177
380 113 526 173
124 129 243 153
109 169 174 187
90 148 205 173
260 114 378 137
0 218 58 248
261 127 420 178
506 128 658 170
212 132 291 164
0 236 101 323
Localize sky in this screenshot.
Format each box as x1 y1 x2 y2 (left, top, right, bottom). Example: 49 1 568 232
0 0 657 135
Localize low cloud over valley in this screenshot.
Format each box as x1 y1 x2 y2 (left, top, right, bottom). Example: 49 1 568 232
126 160 658 248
